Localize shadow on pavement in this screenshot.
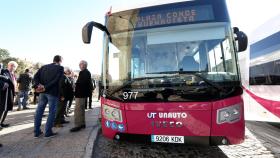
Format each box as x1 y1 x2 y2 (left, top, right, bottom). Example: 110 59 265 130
246 121 280 156
0 107 100 158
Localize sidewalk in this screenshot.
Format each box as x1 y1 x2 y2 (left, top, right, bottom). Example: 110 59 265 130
0 101 101 158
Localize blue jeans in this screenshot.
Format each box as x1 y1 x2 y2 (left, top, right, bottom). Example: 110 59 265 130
34 93 58 136
18 90 29 109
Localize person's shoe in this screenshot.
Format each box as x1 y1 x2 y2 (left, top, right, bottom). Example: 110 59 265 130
0 143 2 147
54 124 63 128
70 127 82 132
45 132 58 138
89 107 93 109
81 124 86 129
61 120 70 124
34 131 44 138
23 107 30 110
17 108 22 111
1 124 10 128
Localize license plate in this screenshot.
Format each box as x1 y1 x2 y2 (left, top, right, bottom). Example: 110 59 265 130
151 135 184 143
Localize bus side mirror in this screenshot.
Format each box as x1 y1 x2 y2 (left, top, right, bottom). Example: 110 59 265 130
233 27 248 52
82 21 112 44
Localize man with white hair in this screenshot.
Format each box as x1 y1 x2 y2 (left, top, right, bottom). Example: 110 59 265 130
70 60 94 132
0 61 18 128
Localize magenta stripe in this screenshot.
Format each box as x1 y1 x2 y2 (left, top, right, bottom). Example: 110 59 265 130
243 87 280 118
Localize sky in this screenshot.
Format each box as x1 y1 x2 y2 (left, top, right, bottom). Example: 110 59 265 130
0 0 280 74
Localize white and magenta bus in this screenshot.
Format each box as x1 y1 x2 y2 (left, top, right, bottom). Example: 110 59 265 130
239 14 280 123
82 0 247 145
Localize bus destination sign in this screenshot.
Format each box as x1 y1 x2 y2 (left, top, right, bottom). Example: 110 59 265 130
136 5 214 28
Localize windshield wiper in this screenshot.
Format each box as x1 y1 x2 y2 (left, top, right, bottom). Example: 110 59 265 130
109 76 175 96
103 90 124 101
148 71 226 93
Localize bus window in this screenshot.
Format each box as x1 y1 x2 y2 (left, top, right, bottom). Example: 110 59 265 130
108 43 120 82
222 39 236 73
147 43 177 73
179 55 199 71
208 40 225 72
250 65 267 85
272 59 280 84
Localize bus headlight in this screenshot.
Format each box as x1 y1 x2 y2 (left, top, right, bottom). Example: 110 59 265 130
217 104 241 124
102 104 123 122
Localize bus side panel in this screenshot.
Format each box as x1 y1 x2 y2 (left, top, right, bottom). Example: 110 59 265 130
273 102 280 118
243 87 280 122
211 96 245 144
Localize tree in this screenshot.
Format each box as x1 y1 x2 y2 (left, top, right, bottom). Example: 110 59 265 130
0 48 44 76
30 62 44 75
1 57 33 76
0 48 10 61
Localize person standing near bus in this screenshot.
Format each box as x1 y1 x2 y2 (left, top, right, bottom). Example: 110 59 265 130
85 78 95 109
65 70 75 116
17 68 32 111
0 79 8 147
33 55 64 138
0 61 18 128
54 67 73 127
70 60 93 132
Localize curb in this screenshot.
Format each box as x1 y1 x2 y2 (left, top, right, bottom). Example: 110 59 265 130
83 124 101 158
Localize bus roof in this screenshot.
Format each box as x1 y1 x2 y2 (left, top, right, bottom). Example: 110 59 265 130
110 0 194 14
250 14 280 44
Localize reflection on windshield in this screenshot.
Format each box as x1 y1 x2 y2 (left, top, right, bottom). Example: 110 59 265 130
104 23 240 102
104 73 241 102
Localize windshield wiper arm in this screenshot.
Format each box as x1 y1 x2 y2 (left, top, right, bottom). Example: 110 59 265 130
109 76 173 95
147 71 225 92
103 90 124 101
146 71 186 74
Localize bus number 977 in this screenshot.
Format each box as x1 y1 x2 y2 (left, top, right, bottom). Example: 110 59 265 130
123 92 138 100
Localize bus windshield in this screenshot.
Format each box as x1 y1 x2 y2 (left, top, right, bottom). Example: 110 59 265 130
102 3 240 102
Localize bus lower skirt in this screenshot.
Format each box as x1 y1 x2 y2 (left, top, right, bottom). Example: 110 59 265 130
114 133 229 146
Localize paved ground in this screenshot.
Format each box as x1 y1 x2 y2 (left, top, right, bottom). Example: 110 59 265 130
0 101 101 158
245 121 280 156
92 122 280 158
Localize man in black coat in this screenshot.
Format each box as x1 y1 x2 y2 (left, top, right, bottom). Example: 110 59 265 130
0 61 18 128
70 60 93 132
0 63 9 147
0 79 7 147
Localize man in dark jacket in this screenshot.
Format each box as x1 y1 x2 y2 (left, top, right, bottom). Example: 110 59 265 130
17 68 32 110
85 79 95 109
33 55 64 138
0 79 8 147
54 67 73 127
70 60 93 132
65 72 75 115
0 61 18 128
